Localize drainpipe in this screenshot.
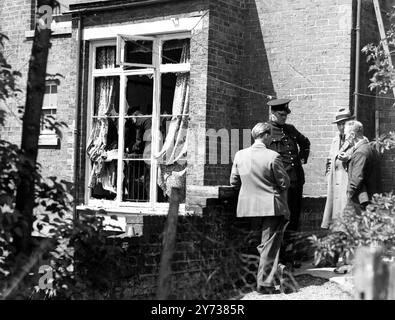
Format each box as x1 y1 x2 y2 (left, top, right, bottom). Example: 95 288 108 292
73 12 83 221
354 0 362 120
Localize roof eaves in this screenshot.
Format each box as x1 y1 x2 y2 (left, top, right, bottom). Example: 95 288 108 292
67 0 189 14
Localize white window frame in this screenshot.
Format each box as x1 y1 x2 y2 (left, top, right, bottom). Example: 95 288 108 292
116 34 156 68
39 80 58 147
84 33 191 214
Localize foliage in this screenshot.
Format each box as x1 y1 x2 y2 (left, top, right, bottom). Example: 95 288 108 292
362 42 395 94
361 8 395 152
374 131 395 154
0 30 130 300
30 212 133 300
362 8 395 94
0 136 74 297
0 33 22 127
310 193 395 266
0 135 132 299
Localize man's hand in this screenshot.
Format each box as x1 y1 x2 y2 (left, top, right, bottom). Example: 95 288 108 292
338 152 350 162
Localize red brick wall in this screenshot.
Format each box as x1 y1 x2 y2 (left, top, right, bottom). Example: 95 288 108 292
0 0 33 148
204 0 246 185
243 0 355 197
2 0 391 203
0 0 77 183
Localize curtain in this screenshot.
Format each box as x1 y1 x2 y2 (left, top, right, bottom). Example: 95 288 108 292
156 42 190 199
86 47 117 194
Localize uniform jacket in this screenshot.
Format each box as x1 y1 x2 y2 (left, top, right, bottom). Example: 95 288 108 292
347 139 381 205
266 121 310 187
230 141 290 218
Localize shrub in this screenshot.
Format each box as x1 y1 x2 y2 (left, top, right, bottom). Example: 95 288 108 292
310 193 395 266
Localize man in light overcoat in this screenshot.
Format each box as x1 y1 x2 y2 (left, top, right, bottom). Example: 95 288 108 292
230 122 290 293
322 108 355 229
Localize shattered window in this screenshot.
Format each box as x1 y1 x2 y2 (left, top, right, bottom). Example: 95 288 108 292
87 36 190 208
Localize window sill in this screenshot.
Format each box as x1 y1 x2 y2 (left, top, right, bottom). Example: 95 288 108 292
76 187 236 217
76 202 189 216
38 133 59 147
76 202 190 238
185 185 237 214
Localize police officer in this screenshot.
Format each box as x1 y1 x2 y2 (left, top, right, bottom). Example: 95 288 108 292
266 99 310 267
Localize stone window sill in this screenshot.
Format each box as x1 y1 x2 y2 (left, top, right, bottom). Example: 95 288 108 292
76 203 188 216
185 185 238 214
38 133 59 147
76 186 236 220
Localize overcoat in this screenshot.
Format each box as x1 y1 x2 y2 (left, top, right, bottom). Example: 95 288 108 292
321 135 349 228
230 142 290 219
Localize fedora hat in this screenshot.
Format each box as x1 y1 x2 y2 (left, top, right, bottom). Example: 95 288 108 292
332 108 355 124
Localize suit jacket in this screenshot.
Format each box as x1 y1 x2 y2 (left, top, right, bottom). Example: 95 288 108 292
230 142 290 218
347 140 382 205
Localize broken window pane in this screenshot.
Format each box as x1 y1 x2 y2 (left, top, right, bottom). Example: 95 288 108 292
126 74 153 116
156 72 189 204
94 77 119 117
90 160 118 201
124 40 153 66
162 38 190 64
123 160 151 202
88 75 120 200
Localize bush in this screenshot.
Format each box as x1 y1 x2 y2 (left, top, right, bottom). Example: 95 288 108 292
310 193 395 266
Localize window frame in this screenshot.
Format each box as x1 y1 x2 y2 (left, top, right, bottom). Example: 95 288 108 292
85 33 191 214
38 80 59 147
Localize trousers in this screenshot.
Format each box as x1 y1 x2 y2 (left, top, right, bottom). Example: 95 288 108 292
280 185 303 263
286 185 303 232
256 216 288 288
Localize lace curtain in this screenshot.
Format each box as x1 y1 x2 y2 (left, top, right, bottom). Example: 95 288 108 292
156 42 190 199
86 47 117 194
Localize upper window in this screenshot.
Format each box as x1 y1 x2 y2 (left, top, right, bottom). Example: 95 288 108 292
39 80 59 147
86 34 190 211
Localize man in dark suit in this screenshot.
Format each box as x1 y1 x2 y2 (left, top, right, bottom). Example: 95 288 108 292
265 99 310 268
341 120 381 213
230 122 290 294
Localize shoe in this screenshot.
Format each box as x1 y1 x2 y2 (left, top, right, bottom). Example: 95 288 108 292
257 286 278 295
277 264 299 294
334 264 352 274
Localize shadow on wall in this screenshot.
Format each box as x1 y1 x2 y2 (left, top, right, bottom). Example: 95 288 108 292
240 0 276 131
204 0 277 185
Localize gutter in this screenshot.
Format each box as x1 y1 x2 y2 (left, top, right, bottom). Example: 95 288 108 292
73 13 83 221
65 0 184 14
353 0 362 120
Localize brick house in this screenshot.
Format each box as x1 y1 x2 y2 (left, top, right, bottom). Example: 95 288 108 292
1 0 395 297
